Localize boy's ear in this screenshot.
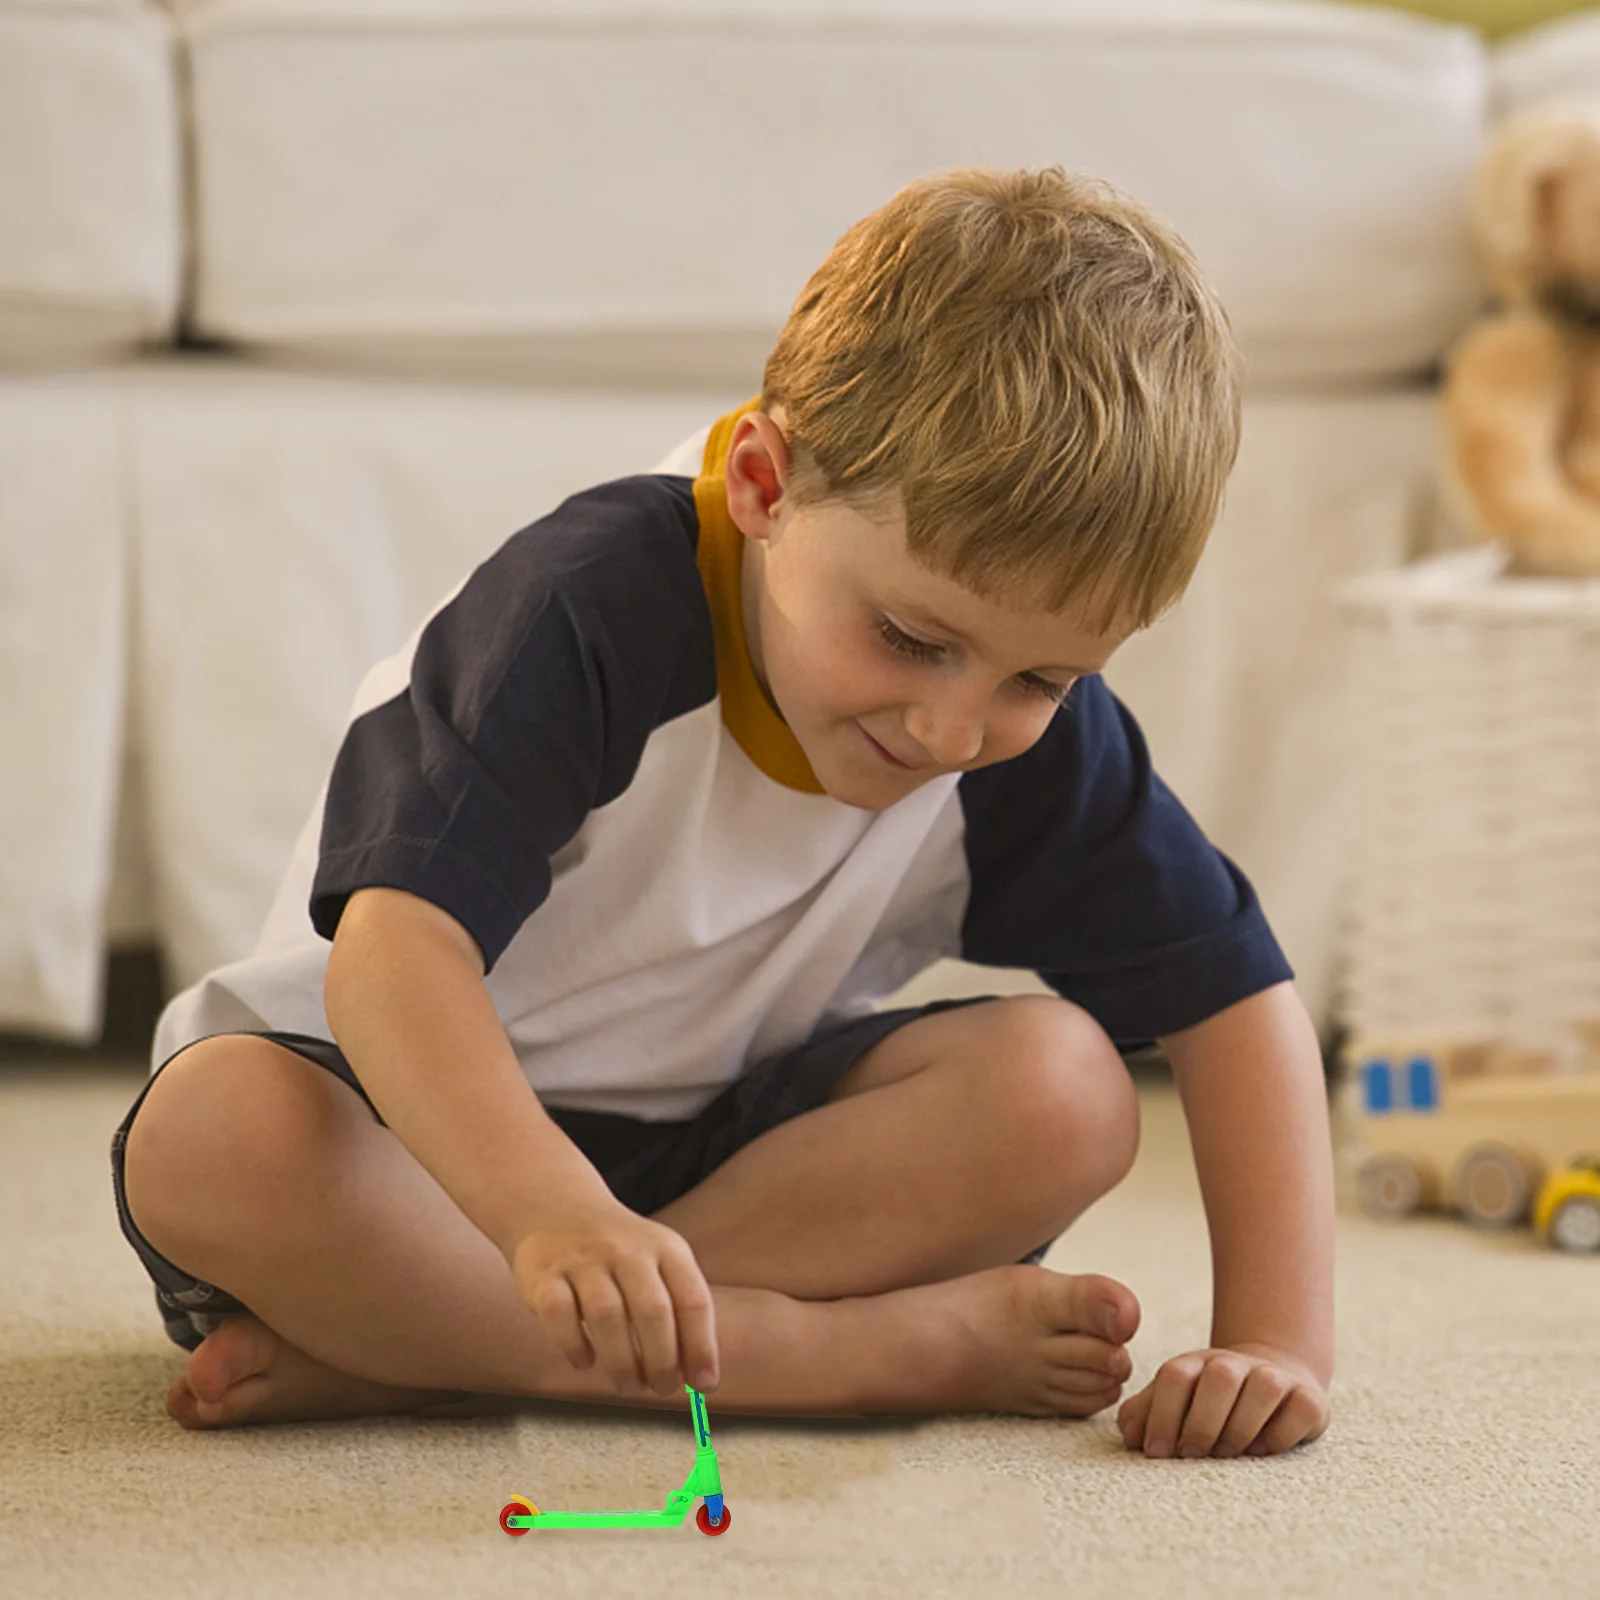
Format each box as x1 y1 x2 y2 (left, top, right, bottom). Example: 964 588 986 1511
724 411 792 541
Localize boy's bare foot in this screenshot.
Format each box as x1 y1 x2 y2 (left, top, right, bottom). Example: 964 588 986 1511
905 1263 1140 1418
167 1315 461 1429
162 1265 1140 1428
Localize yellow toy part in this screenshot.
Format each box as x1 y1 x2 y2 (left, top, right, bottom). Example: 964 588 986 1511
1534 1162 1600 1254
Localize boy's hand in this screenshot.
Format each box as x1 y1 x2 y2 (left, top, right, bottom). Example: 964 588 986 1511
1116 1341 1328 1459
508 1198 720 1398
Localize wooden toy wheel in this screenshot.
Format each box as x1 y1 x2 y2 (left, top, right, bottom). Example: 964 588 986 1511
1453 1144 1535 1228
1357 1155 1427 1219
500 1496 538 1536
696 1502 732 1536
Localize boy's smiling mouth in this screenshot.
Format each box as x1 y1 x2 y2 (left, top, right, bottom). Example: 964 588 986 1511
859 723 925 771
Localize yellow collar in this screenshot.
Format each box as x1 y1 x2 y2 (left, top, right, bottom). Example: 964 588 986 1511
692 403 826 795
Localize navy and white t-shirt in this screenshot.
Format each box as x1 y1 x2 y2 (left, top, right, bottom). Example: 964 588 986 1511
152 403 1292 1120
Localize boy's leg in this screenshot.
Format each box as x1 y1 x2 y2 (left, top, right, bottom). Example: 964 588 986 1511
120 1032 1137 1425
651 995 1140 1300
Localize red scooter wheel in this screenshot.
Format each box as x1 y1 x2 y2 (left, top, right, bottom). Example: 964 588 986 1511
696 1502 732 1537
500 1496 538 1536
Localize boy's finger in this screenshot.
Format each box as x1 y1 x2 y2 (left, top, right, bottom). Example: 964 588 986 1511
611 1257 682 1394
1116 1382 1153 1447
659 1250 719 1390
1173 1357 1247 1457
1213 1366 1292 1458
527 1275 593 1370
573 1273 645 1391
1140 1359 1203 1457
1246 1385 1326 1456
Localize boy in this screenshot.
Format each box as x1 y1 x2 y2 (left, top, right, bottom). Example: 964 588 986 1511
113 167 1334 1460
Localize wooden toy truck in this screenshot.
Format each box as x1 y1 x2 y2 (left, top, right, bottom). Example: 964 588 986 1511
1347 1021 1600 1235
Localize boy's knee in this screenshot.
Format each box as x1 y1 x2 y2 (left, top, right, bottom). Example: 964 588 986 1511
989 996 1141 1195
122 1037 335 1261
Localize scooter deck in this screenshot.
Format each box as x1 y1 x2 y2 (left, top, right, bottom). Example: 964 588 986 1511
506 1509 686 1529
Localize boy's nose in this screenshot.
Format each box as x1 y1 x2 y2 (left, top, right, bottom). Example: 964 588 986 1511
902 700 986 768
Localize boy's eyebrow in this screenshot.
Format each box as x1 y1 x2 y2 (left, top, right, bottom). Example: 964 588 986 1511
893 600 1101 676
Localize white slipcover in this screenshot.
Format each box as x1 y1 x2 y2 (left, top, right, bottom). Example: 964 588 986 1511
0 0 180 365
182 0 1488 387
0 374 127 1037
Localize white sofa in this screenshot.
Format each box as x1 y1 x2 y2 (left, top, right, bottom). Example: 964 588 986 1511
5 0 1595 1043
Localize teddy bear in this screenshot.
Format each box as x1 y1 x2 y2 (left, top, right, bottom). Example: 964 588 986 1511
1441 102 1600 578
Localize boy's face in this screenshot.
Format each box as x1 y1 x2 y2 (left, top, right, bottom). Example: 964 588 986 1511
726 414 1134 811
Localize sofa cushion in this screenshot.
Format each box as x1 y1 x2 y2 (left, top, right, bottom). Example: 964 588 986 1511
182 0 1489 388
0 0 180 365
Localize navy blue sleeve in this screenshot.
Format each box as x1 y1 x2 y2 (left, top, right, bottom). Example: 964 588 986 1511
957 676 1293 1046
308 475 717 970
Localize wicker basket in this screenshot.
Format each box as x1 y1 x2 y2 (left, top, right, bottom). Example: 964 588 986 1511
1335 546 1600 1050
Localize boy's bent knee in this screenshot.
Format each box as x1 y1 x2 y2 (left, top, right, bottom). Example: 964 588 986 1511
122 1036 357 1263
989 996 1141 1196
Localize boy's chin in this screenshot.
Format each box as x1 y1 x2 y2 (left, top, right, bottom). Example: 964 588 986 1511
814 749 928 811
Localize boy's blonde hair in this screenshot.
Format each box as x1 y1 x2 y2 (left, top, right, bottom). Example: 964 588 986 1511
761 166 1242 631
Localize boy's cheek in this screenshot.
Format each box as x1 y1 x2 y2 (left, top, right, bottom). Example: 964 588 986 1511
781 657 881 730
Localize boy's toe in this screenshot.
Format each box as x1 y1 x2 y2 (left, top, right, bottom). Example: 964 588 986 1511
168 1316 278 1427
187 1316 272 1402
1060 1272 1140 1343
1045 1331 1131 1376
165 1371 200 1427
196 1373 272 1426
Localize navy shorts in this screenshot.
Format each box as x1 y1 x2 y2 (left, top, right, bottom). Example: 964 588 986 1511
111 997 1060 1352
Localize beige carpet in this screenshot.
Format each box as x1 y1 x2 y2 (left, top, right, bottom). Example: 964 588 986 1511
3 1055 1597 1600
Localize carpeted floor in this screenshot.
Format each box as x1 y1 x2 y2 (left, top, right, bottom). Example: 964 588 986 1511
3 1053 1597 1599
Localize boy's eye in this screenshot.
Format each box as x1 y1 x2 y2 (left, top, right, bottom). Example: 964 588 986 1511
876 616 1075 706
1019 674 1074 705
876 616 943 663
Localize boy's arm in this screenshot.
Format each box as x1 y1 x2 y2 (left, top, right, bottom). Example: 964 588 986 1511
1116 979 1334 1459
323 886 720 1396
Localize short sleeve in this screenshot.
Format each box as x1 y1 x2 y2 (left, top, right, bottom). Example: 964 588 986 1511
308 476 716 970
956 676 1293 1045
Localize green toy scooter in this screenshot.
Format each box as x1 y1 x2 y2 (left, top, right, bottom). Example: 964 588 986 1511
499 1386 730 1537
